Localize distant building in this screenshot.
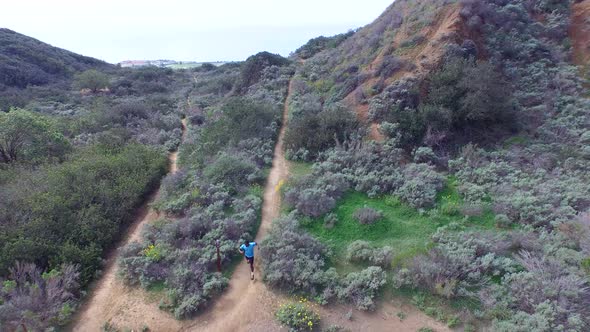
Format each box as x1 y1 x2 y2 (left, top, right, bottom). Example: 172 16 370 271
119 60 177 68
118 59 229 69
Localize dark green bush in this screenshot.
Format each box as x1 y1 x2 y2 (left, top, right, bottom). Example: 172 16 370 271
0 143 166 284
284 104 359 160
203 153 261 193
237 51 290 92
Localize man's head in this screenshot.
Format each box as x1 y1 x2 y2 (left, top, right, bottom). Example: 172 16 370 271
243 240 250 247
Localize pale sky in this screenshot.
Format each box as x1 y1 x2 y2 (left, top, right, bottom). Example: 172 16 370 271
1 0 393 64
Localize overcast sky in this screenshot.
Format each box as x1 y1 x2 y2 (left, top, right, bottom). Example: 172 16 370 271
2 0 393 64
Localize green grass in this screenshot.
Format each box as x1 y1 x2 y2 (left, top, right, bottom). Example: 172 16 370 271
288 161 313 179
304 191 443 268
303 177 496 269
290 176 500 327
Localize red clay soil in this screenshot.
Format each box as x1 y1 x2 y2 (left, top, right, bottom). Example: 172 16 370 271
570 0 590 66
344 3 466 143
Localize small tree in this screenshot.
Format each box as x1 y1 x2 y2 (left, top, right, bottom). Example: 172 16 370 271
75 69 109 92
0 108 70 163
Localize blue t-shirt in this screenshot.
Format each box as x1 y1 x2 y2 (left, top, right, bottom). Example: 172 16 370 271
240 242 257 258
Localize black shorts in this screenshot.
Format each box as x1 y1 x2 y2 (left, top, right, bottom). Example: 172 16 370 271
245 256 254 265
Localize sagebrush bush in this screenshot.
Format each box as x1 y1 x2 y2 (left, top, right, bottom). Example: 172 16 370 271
0 262 80 330
494 214 512 229
260 215 330 294
353 207 382 225
345 240 393 267
395 163 445 208
336 266 387 310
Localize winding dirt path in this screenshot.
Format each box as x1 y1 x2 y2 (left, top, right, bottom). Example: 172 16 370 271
69 119 188 332
181 80 449 332
69 85 448 332
180 80 295 332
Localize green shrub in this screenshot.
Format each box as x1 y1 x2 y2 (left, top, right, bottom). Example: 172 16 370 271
284 104 359 160
582 258 590 275
203 153 260 193
345 240 392 267
0 143 166 284
0 108 70 164
323 213 338 229
237 51 290 92
276 302 320 331
74 69 110 92
417 328 435 332
494 214 512 229
337 266 387 310
353 207 382 225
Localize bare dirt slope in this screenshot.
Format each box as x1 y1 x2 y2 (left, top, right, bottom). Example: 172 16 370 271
344 3 465 142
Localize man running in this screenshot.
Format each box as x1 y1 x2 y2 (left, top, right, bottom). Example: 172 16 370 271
239 240 257 280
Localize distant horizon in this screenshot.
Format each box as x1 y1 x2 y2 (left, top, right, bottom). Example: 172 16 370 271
1 0 393 64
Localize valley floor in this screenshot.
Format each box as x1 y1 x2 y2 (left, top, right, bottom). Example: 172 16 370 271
69 81 448 332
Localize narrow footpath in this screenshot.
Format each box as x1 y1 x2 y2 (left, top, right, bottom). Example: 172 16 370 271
181 80 449 332
181 80 294 332
70 119 188 332
70 84 448 331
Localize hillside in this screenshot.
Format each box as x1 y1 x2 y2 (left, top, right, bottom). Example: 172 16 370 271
273 0 590 331
0 28 112 89
0 1 589 331
289 0 586 149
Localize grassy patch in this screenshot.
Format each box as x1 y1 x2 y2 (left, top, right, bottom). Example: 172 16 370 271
288 160 313 179
304 191 443 268
303 177 496 270
248 184 264 199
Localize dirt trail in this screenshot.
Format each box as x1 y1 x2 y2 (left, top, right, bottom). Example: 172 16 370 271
181 80 449 332
69 118 189 332
181 80 294 332
70 85 448 332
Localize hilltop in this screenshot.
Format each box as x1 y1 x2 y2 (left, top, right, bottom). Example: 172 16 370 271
0 28 112 89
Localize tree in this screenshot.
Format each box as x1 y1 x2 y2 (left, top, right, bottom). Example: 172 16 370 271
0 108 70 164
74 69 109 92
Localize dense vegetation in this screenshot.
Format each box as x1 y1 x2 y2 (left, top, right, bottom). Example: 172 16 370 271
264 0 590 330
118 53 293 318
0 35 192 329
0 28 112 89
294 30 356 60
1 0 589 330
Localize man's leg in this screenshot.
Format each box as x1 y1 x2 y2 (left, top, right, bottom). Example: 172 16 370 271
248 257 254 280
